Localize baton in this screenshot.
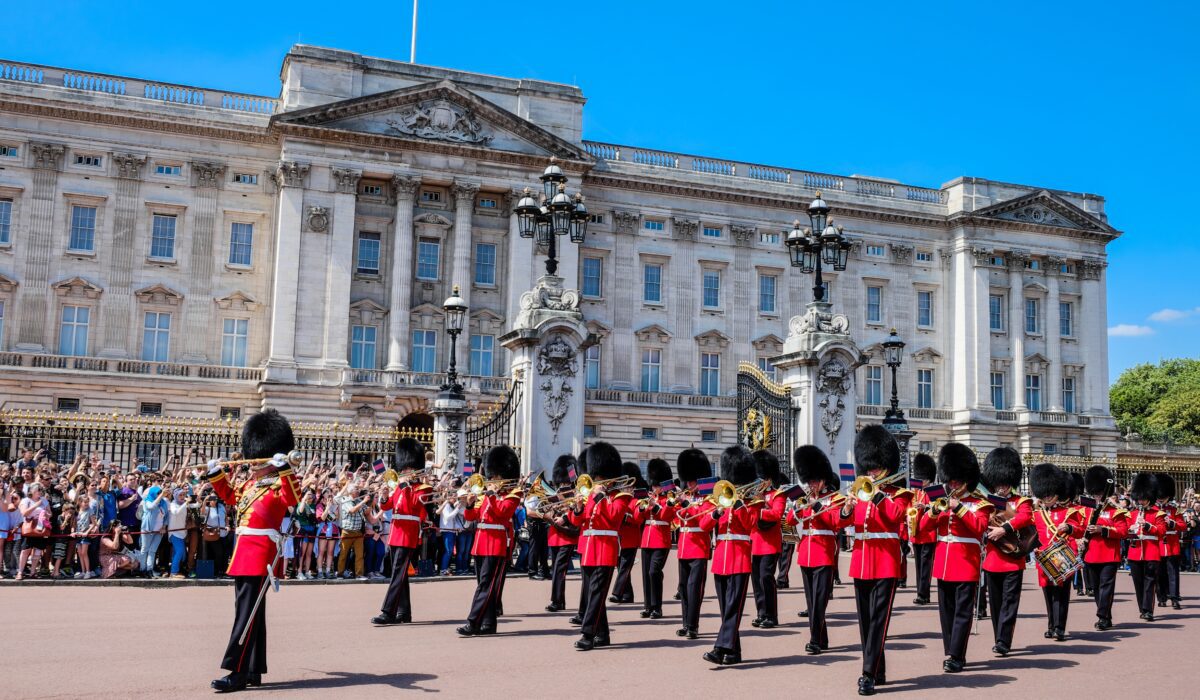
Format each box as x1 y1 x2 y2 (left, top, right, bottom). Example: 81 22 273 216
238 546 283 646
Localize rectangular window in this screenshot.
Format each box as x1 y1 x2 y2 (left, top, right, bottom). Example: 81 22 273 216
759 231 780 245
74 154 102 167
643 263 662 303
917 368 934 409
0 301 4 346
701 430 719 443
640 348 661 392
469 334 495 376
1025 298 1040 334
916 251 933 263
474 243 497 285
990 255 1006 267
361 184 384 196
589 213 605 225
59 305 90 356
703 226 722 238
644 220 664 232
989 295 1005 332
1062 377 1076 413
917 290 934 327
219 407 241 420
350 325 377 370
1060 263 1075 274
583 424 597 438
1059 301 1073 337
220 318 248 367
141 311 170 362
356 232 381 274
582 257 603 298
919 440 935 453
700 352 720 396
139 402 163 417
1025 374 1042 411
417 239 440 280
478 197 498 210
68 205 97 252
641 427 658 440
1043 443 1058 455
232 173 258 185
154 164 181 176
229 222 253 266
865 366 883 406
1024 259 1040 270
411 330 437 373
56 398 81 412
820 281 831 302
755 357 776 381
585 345 601 389
0 198 11 244
758 274 777 313
0 145 18 158
702 270 721 308
420 190 442 203
866 244 885 257
990 372 1006 410
150 214 176 259
866 286 882 323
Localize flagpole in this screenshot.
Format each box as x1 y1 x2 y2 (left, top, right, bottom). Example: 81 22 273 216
410 0 419 63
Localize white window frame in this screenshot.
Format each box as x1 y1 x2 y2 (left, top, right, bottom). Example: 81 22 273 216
758 274 777 314
141 311 171 362
916 251 933 263
917 290 934 328
585 344 601 389
1025 298 1040 335
416 239 441 281
220 318 249 367
154 163 182 177
916 368 934 409
68 204 98 253
356 232 381 275
866 244 886 258
1062 376 1076 414
866 286 883 324
989 294 1005 332
640 348 661 392
1025 374 1042 411
643 219 665 232
149 213 177 260
990 371 1006 410
232 173 258 185
228 221 254 267
474 242 497 286
642 263 663 304
0 198 11 245
350 325 377 370
1059 301 1074 338
700 352 720 396
702 269 721 309
469 334 495 376
582 257 603 298
59 305 91 357
411 329 438 374
865 365 883 406
702 225 722 238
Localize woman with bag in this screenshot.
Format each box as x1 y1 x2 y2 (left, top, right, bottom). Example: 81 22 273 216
16 483 51 580
200 491 228 575
99 520 138 578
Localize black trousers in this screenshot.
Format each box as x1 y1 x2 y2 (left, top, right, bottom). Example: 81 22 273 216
714 573 751 654
221 575 267 675
640 548 669 613
898 541 910 585
527 522 549 577
548 544 574 608
1129 560 1158 614
913 542 935 600
985 569 1023 647
1086 562 1119 622
853 578 897 678
380 545 414 618
581 565 615 640
678 558 708 630
1157 555 1181 603
1041 583 1071 631
467 555 506 631
751 553 780 622
938 579 977 662
777 542 795 586
611 547 637 602
801 565 833 648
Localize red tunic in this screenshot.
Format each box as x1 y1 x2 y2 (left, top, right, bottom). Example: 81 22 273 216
848 492 906 580
1160 504 1183 558
883 486 915 543
464 493 519 557
570 492 631 567
1080 506 1130 565
615 493 642 550
675 499 717 560
981 496 1035 573
382 483 432 548
639 495 677 550
1126 507 1166 563
710 502 760 576
908 489 937 546
788 492 849 568
548 518 579 547
209 467 300 577
932 495 993 582
1031 505 1084 587
750 489 787 556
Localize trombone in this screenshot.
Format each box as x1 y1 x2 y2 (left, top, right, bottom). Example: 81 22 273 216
707 479 770 509
849 471 907 502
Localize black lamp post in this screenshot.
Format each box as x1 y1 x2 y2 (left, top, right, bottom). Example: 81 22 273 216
785 192 851 302
882 327 906 427
440 285 467 399
513 159 589 276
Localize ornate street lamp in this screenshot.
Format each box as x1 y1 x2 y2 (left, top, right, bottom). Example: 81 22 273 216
785 192 851 302
441 285 468 399
515 159 589 276
880 327 916 484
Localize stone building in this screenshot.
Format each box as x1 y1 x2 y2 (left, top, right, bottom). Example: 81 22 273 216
0 45 1120 464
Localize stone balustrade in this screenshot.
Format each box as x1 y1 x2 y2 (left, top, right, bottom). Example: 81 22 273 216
0 352 263 381
585 388 737 409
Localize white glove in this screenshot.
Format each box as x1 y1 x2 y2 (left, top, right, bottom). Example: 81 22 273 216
206 459 223 477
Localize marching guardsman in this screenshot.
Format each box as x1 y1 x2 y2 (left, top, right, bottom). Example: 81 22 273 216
545 454 579 613
1080 465 1128 630
703 445 762 666
876 452 915 595
674 448 716 640
1126 472 1166 621
1029 463 1083 641
207 410 301 693
457 446 524 637
1067 472 1087 596
749 450 786 629
609 461 645 605
979 447 1034 656
788 444 848 655
841 425 906 697
638 458 676 619
928 443 992 673
569 442 631 651
373 438 432 626
1154 473 1184 610
909 453 938 606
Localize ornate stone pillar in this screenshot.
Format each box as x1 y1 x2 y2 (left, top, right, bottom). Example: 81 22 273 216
265 161 309 381
181 161 225 362
1045 257 1065 411
504 188 534 327
1007 250 1029 411
15 142 65 351
669 217 698 392
385 174 420 371
730 224 756 394
96 153 148 358
432 396 470 473
451 180 479 367
608 210 639 389
323 167 360 368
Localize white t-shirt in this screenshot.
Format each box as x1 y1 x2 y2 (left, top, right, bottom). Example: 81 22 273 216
168 500 189 533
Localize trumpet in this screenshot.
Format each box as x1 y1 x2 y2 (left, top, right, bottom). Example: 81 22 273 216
928 486 967 516
576 474 637 499
849 471 908 502
214 450 304 471
707 479 770 509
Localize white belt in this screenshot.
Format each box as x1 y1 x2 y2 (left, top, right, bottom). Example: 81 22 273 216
478 523 507 532
679 527 704 534
236 527 282 544
938 535 981 546
392 514 421 523
1138 535 1158 541
802 529 835 537
583 529 619 537
855 532 900 540
646 520 670 527
717 534 752 542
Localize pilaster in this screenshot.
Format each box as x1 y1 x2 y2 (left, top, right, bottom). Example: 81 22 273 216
386 174 420 370
180 161 225 362
14 142 64 351
1007 250 1029 411
323 167 361 368
451 180 480 366
1044 257 1064 411
265 160 309 380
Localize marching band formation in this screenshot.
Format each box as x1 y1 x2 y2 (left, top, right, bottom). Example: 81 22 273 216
204 411 1188 696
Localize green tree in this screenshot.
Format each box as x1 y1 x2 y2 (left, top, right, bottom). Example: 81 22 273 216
1110 359 1200 445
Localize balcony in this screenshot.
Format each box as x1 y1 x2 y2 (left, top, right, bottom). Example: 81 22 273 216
340 368 510 395
0 351 263 382
586 388 737 409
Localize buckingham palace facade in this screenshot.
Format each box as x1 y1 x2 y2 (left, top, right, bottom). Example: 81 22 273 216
0 45 1120 462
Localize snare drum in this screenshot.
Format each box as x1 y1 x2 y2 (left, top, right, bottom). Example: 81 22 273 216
1035 539 1082 585
781 522 801 544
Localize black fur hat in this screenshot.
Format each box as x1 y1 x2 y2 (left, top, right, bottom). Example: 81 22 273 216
241 409 295 460
1084 465 1114 498
982 447 1022 491
1155 472 1177 501
552 454 577 488
1029 463 1063 500
394 437 424 473
937 443 980 492
911 453 937 484
853 424 900 477
1061 472 1083 502
622 461 649 490
720 445 758 486
646 458 672 486
752 450 783 486
585 441 622 481
676 448 712 483
794 445 837 487
483 445 520 481
1129 472 1157 503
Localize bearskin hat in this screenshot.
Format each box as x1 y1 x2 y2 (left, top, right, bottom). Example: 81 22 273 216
794 445 837 487
241 409 295 460
911 453 937 484
752 450 783 486
1029 463 1063 500
854 424 900 477
394 437 424 473
720 445 758 486
1155 472 1177 501
646 458 673 486
552 454 577 488
483 445 520 481
1084 465 1114 498
1129 472 1157 503
584 441 622 481
937 443 980 492
622 461 649 490
982 447 1023 491
1060 471 1083 502
676 448 712 483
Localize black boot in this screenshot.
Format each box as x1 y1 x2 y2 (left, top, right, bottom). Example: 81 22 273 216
857 675 876 696
211 674 250 693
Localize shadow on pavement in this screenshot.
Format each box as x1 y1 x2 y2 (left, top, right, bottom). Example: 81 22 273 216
707 653 857 670
886 630 941 641
266 671 439 692
974 657 1079 672
880 672 1017 692
1005 643 1111 656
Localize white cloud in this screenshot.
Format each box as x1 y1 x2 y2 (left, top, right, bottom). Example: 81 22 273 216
1148 307 1200 322
1108 324 1155 337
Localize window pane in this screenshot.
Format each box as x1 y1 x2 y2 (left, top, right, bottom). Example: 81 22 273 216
417 240 440 280
229 223 253 266
865 366 882 406
702 271 720 308
917 291 933 327
700 353 720 396
350 325 377 369
643 264 661 303
150 214 176 259
412 330 437 373
640 349 660 392
917 369 933 408
1025 299 1039 334
1059 302 1072 336
474 243 497 285
991 372 1005 410
989 295 1004 331
759 275 776 313
0 199 13 244
469 334 494 376
585 345 601 389
866 287 881 323
1025 375 1041 411
357 233 381 274
141 312 170 362
582 258 603 297
69 206 96 252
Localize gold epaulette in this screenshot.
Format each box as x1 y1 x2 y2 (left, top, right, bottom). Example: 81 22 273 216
1015 496 1032 506
1115 508 1130 517
614 492 634 500
414 483 434 492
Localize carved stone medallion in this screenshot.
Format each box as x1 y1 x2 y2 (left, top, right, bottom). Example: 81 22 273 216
386 99 492 145
537 336 578 444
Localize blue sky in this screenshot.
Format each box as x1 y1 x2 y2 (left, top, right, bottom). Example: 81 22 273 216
2 1 1196 382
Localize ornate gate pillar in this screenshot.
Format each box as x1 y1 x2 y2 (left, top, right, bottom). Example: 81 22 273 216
431 396 469 474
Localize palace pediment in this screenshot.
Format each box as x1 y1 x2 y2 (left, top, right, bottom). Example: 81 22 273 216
969 190 1116 235
272 80 593 163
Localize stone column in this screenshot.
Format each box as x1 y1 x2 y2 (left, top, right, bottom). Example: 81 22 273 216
952 245 987 411
323 168 360 369
96 153 147 358
432 395 470 473
1008 251 1029 411
181 161 224 362
669 218 697 391
451 180 480 368
1045 257 1064 411
504 188 534 374
385 174 420 371
265 161 309 381
608 211 639 389
1081 259 1109 414
14 143 64 351
730 225 756 394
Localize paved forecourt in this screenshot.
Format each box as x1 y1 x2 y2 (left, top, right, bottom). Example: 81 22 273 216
5 560 1196 698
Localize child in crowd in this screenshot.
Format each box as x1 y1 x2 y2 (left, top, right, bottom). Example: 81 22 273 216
74 494 99 579
316 491 339 579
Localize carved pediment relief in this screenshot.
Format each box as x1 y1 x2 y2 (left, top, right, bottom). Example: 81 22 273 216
862 343 883 361
634 323 672 344
1024 352 1049 370
409 302 444 327
471 308 505 334
1023 280 1049 294
695 329 732 349
971 190 1115 235
585 319 613 339
215 290 260 312
349 298 388 325
52 276 103 299
0 273 18 294
751 333 784 352
134 283 183 306
414 212 453 227
910 346 944 364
